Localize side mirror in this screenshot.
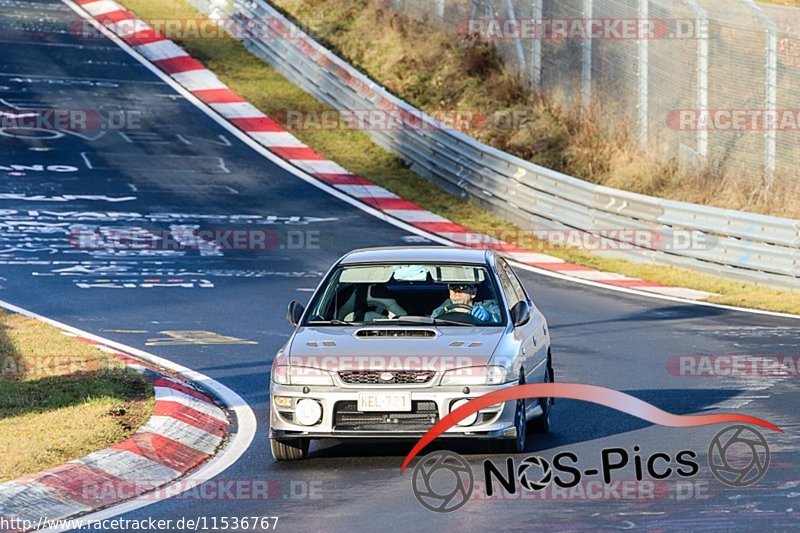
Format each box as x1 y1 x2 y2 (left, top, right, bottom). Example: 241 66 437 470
287 300 305 327
510 300 531 327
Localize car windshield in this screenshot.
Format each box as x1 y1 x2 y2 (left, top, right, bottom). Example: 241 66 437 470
305 263 505 326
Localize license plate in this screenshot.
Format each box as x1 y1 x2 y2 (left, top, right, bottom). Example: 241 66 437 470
357 392 411 412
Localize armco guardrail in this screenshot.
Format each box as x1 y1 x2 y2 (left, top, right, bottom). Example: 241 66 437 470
190 0 800 290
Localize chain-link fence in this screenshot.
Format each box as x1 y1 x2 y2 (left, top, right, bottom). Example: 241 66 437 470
389 0 800 188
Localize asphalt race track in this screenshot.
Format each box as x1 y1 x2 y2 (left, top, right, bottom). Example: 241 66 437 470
1 1 798 530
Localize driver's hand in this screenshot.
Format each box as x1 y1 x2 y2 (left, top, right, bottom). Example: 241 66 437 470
470 306 490 321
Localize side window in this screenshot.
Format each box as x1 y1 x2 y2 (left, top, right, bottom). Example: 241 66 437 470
495 259 521 309
499 259 528 303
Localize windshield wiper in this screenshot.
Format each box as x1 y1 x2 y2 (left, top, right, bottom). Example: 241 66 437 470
307 319 359 326
383 315 472 327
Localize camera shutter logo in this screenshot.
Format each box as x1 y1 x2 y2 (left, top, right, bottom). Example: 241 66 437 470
411 451 473 513
708 425 770 487
517 456 552 491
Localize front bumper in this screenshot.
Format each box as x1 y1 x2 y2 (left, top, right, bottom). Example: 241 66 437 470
269 381 520 440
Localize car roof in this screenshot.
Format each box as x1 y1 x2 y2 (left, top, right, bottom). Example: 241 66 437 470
338 246 493 266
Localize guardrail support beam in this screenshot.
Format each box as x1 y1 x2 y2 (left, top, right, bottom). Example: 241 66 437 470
530 0 542 87
581 0 593 111
743 0 778 189
637 0 649 149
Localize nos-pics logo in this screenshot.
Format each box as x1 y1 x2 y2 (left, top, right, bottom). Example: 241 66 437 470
412 425 771 513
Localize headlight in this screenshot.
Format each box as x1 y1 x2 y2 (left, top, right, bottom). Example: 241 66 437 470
440 366 510 386
271 365 333 386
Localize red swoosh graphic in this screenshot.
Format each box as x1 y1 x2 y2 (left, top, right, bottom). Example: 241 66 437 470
400 383 781 472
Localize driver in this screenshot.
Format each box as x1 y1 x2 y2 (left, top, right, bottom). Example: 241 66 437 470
431 283 501 323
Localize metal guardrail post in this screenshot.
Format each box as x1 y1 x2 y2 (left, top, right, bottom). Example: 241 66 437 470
506 0 526 72
530 0 542 87
683 0 709 161
742 0 778 186
637 0 649 149
581 0 593 111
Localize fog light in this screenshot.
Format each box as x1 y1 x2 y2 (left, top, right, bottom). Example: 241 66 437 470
273 396 293 409
451 399 478 426
295 399 322 426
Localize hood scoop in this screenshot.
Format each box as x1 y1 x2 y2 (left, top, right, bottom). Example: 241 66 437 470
355 329 436 338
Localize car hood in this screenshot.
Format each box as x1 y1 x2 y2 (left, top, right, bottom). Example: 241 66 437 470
284 326 506 371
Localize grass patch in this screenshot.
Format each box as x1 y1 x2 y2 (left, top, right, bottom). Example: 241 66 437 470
115 0 800 314
0 311 153 482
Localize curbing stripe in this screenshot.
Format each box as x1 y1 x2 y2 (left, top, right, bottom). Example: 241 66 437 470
193 88 246 104
80 0 120 15
93 9 133 23
153 55 205 75
208 102 265 119
154 386 227 422
0 482 90 526
77 449 180 486
153 377 216 405
113 434 211 474
133 40 186 62
170 69 226 91
333 184 399 198
229 116 283 132
247 131 308 148
269 146 324 160
383 209 451 223
293 159 350 175
138 417 222 456
35 463 127 508
152 402 227 437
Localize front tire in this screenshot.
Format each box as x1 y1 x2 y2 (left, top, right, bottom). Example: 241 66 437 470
490 376 527 454
270 438 309 461
530 353 553 433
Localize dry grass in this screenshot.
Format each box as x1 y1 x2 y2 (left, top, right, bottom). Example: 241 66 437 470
115 0 800 313
0 311 153 482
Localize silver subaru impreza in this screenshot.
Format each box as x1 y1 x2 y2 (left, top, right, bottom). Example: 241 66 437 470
269 247 554 460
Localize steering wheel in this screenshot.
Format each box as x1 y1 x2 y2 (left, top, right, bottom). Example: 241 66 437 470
441 303 474 314
436 303 476 323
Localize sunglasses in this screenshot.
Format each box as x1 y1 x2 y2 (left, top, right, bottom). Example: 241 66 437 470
448 284 475 292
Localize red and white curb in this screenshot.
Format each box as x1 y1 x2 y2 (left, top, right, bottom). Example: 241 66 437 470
0 300 255 533
70 0 711 302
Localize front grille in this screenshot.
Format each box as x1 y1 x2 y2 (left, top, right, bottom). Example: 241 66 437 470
338 370 435 385
334 400 439 431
